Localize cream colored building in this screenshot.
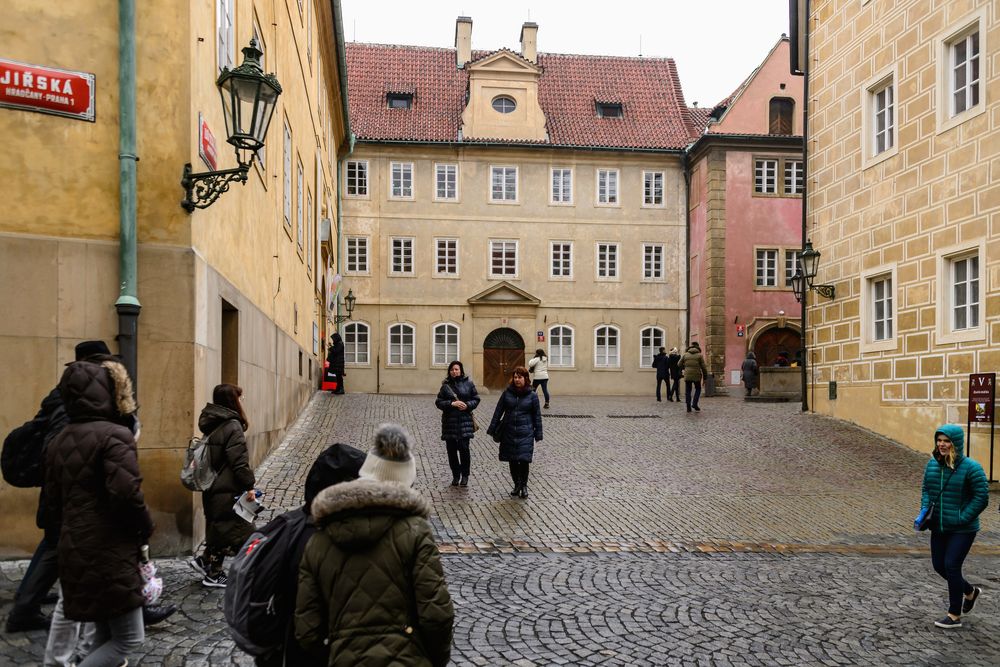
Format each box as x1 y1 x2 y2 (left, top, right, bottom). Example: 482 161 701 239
340 20 698 395
801 0 999 454
0 0 349 555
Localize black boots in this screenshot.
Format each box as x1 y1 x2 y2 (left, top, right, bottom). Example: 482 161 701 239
451 474 460 486
459 475 468 487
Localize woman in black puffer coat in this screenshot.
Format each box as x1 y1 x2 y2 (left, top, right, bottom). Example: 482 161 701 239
189 384 256 588
435 360 481 487
487 366 543 499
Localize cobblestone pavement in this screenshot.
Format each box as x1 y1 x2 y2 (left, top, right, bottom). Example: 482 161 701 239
4 393 1000 665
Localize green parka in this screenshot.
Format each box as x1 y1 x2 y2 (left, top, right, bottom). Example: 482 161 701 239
295 480 454 667
680 345 708 382
920 424 988 533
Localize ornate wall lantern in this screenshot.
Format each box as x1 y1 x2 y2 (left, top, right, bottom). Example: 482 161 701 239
791 240 836 302
334 289 356 324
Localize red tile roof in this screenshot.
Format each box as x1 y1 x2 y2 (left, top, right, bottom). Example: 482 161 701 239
345 43 697 150
688 106 713 133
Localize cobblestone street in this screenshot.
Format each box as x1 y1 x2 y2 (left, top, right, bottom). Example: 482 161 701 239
4 392 1000 665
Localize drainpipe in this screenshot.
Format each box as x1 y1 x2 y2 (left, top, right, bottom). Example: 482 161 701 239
800 0 811 413
116 0 141 392
683 152 691 345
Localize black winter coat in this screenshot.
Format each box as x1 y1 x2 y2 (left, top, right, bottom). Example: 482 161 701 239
487 386 542 462
198 403 255 546
31 387 70 533
666 353 682 380
435 377 481 441
327 334 345 376
651 352 669 379
44 360 153 622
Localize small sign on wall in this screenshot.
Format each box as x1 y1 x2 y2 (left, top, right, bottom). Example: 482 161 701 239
736 324 745 337
537 330 544 342
969 373 996 424
199 112 219 170
0 58 95 121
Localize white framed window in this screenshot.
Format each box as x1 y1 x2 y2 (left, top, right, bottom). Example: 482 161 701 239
596 242 619 280
548 325 574 367
550 241 573 279
217 0 234 72
296 158 304 249
282 120 292 228
345 236 369 274
432 323 460 366
872 276 893 341
754 156 802 196
951 255 980 331
551 168 573 204
594 325 620 368
345 160 368 197
951 27 980 116
306 189 313 270
936 241 986 344
489 240 518 277
860 264 898 353
861 67 899 168
435 164 458 201
872 82 895 155
306 0 313 68
490 166 518 202
596 169 619 205
388 323 415 366
344 322 370 365
784 160 803 195
640 326 665 368
754 159 777 194
755 249 778 287
389 162 414 199
642 243 664 281
435 238 458 276
937 11 988 133
390 237 414 275
783 249 801 287
643 171 664 207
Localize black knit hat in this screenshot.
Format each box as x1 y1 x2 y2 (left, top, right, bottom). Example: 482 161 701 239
304 443 366 513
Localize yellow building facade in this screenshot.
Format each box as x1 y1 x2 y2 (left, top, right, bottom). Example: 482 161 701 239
0 0 349 555
804 0 999 454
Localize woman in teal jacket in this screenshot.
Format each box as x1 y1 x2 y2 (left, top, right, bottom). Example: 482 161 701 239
919 424 988 629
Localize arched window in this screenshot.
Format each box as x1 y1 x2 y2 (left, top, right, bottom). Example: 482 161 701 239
388 323 415 366
769 97 794 134
432 323 459 366
594 325 620 368
548 325 574 367
343 322 370 364
639 326 665 368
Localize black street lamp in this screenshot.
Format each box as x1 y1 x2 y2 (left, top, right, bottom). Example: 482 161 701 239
334 289 356 324
792 240 836 302
181 38 282 212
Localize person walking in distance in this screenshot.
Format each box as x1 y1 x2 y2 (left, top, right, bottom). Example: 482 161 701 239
740 350 759 397
487 367 543 499
189 384 257 588
651 347 669 402
666 347 682 402
326 333 346 394
527 349 551 409
918 424 988 629
435 360 480 487
680 342 708 413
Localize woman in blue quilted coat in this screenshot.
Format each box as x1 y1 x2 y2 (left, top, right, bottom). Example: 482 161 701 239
919 424 988 629
435 361 480 487
487 366 542 499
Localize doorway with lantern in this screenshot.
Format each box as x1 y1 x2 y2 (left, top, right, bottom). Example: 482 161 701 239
483 327 525 390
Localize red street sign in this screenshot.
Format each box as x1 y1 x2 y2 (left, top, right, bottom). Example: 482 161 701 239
0 58 95 121
537 330 544 342
199 113 219 170
736 324 745 337
969 373 996 424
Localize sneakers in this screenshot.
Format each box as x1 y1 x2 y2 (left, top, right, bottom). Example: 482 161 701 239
188 555 208 577
202 572 227 588
963 587 982 614
934 616 962 629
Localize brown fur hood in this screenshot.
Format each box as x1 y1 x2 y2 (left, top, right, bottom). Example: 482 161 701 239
311 479 431 550
59 359 137 420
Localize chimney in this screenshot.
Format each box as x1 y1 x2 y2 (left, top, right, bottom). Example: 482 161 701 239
519 22 538 63
455 16 472 69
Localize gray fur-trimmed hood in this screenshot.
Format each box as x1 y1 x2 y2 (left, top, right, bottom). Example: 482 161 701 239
311 479 431 550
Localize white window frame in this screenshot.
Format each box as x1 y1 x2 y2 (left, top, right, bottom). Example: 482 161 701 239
548 325 575 368
343 321 371 365
296 157 304 249
861 66 899 168
596 242 620 281
551 167 573 205
389 161 414 200
753 159 778 194
387 323 416 366
489 239 519 278
282 120 292 229
549 241 573 280
490 165 518 203
435 163 459 201
784 160 803 195
642 243 665 282
860 264 898 353
434 238 459 277
345 236 369 275
936 240 986 344
596 169 620 206
217 0 234 72
937 9 987 134
432 322 460 366
345 160 368 197
642 171 664 207
639 326 666 369
594 325 621 369
755 248 778 288
389 237 415 276
783 249 801 287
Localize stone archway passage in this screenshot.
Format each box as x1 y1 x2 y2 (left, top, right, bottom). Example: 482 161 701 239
483 327 525 390
752 327 802 367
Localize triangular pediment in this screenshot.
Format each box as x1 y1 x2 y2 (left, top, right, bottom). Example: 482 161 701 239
467 49 541 75
468 281 541 305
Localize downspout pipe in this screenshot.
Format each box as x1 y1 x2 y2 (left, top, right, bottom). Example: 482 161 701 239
332 0 354 327
116 0 141 392
800 0 811 413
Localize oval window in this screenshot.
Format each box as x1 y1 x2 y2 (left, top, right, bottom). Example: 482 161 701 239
491 96 516 114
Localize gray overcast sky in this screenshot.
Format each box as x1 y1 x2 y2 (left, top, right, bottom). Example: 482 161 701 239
341 0 791 108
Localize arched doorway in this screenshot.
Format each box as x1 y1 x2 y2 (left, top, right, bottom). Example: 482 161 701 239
483 327 525 390
752 326 802 367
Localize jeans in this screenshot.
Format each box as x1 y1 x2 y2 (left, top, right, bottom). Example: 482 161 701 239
44 583 96 667
532 379 550 403
668 378 680 401
78 606 143 667
685 381 702 409
445 438 471 476
930 530 977 616
11 535 59 619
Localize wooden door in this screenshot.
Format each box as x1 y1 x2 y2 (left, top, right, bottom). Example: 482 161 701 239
483 348 524 390
752 327 802 367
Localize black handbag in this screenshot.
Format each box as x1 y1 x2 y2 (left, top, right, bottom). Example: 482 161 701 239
490 417 506 444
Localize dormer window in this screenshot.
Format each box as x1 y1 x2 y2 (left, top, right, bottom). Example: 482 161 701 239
596 102 623 118
387 93 413 109
491 96 516 114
